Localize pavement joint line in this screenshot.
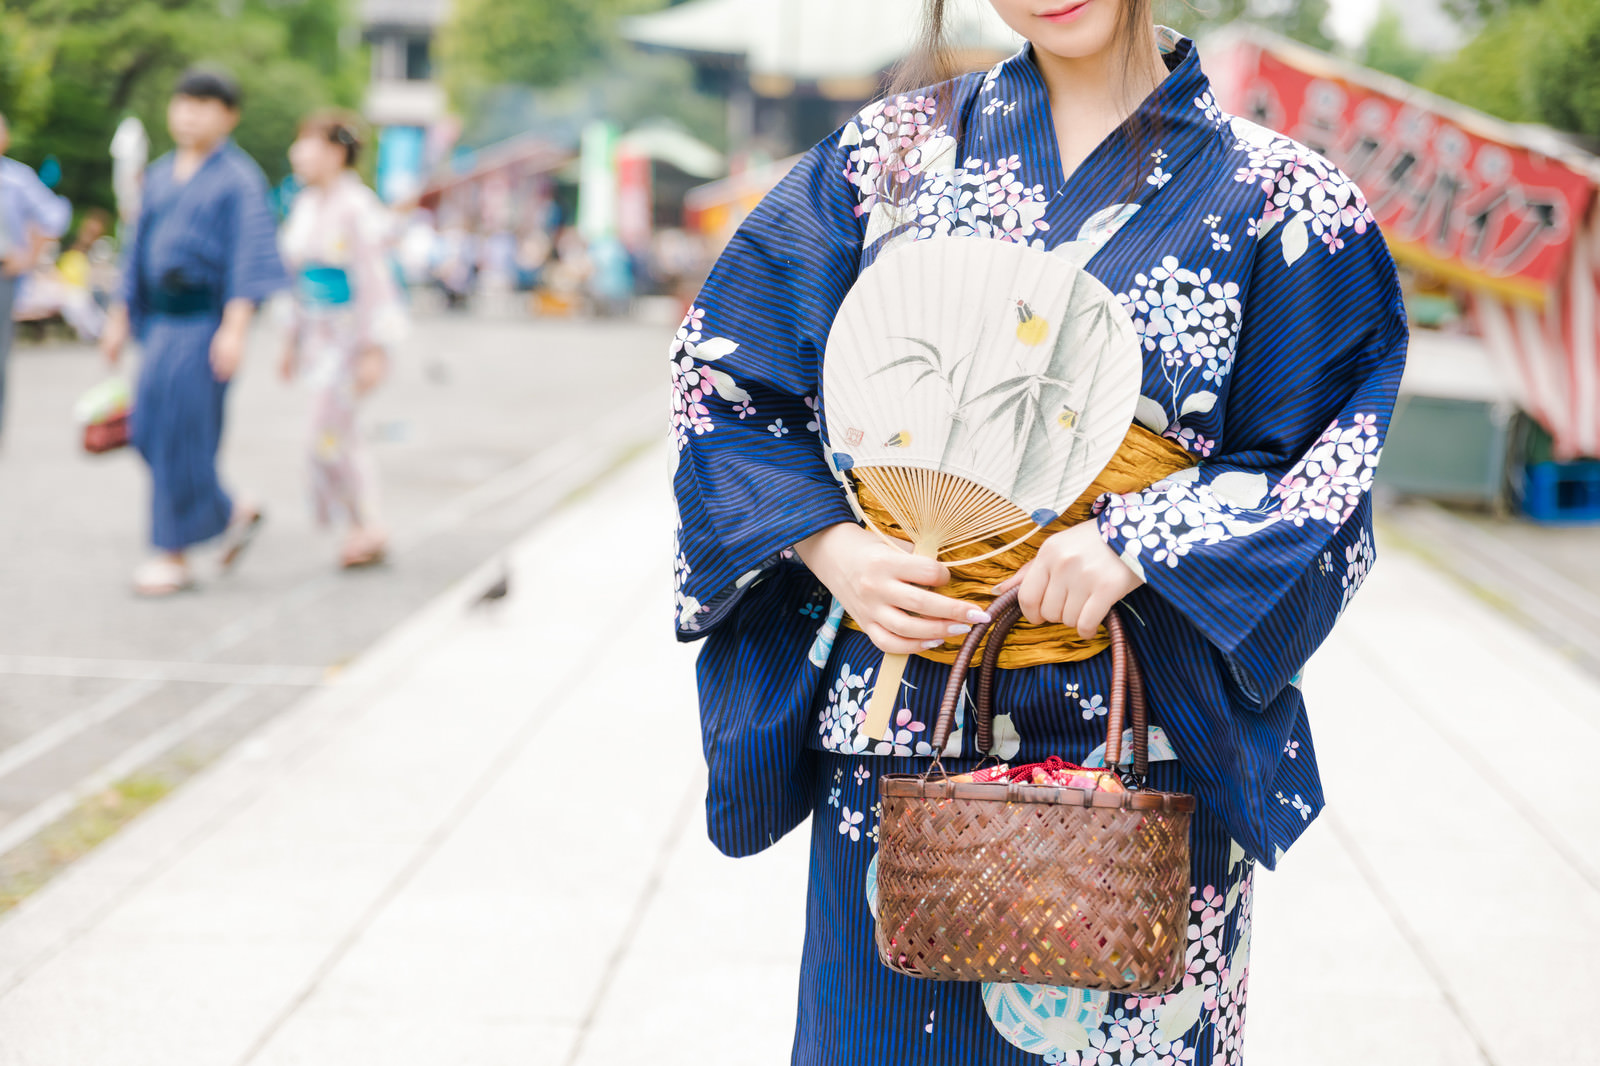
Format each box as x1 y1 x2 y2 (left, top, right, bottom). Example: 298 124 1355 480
233 566 661 1066
1402 502 1600 628
0 391 661 792
0 681 161 783
1322 811 1500 1066
1389 502 1600 646
0 656 324 687
1346 626 1600 898
563 780 698 1066
0 449 661 994
0 484 618 992
0 685 257 863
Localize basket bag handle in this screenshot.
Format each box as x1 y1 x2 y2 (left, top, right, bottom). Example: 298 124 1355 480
928 589 1150 785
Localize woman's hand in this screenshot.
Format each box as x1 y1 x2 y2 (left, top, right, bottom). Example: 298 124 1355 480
210 324 247 382
354 344 386 396
279 338 298 383
993 522 1143 637
100 306 129 367
795 522 990 655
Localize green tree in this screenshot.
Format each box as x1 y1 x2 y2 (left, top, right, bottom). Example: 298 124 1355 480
440 0 724 153
0 0 362 214
439 0 669 107
1359 7 1430 83
1423 0 1600 136
1156 0 1335 52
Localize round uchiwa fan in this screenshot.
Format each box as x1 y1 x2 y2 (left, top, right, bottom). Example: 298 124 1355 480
823 236 1142 741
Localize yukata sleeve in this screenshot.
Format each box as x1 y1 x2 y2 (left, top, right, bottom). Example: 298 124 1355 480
672 130 866 639
16 167 71 239
349 186 407 350
1097 218 1407 707
221 162 289 305
119 207 148 338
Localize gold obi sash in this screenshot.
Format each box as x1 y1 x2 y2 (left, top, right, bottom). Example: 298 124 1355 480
842 424 1197 669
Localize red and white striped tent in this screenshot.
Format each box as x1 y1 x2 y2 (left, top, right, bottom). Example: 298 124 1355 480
1207 27 1600 459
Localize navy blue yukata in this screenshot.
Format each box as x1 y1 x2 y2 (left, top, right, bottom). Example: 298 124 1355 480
672 30 1407 1066
125 140 288 552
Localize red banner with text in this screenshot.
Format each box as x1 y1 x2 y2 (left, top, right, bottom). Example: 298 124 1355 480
1211 40 1596 303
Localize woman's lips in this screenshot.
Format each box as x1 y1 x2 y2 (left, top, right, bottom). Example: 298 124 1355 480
1039 0 1094 22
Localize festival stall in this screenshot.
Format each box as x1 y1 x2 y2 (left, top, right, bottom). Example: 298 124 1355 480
1207 27 1600 517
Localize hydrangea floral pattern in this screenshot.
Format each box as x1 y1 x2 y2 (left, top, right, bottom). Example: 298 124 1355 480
1117 256 1241 438
1339 526 1374 616
841 92 1052 251
1100 414 1382 573
669 305 747 451
1230 116 1376 262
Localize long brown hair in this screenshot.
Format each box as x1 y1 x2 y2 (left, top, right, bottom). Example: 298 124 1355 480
883 1 1166 198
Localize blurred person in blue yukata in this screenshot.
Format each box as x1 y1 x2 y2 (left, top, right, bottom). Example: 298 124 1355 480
100 68 288 596
0 110 72 441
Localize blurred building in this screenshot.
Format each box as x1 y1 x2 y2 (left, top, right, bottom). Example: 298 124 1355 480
625 0 1018 251
623 0 1020 162
361 0 452 203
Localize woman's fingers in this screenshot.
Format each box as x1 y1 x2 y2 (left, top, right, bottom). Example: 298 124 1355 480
860 623 934 656
880 550 950 590
882 582 989 625
1017 564 1050 626
1075 589 1118 641
1057 581 1091 633
871 605 968 643
991 565 1027 596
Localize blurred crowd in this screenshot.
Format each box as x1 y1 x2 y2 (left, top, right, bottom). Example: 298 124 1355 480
1 67 711 595
394 212 707 320
4 163 709 346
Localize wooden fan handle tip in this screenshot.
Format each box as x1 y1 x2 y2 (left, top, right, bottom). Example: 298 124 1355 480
863 652 910 741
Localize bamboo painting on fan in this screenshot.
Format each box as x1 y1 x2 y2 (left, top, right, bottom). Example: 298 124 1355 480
671 4 1408 1064
827 237 1140 534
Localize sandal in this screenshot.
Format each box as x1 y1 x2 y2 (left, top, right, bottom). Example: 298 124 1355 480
340 531 388 570
219 505 265 572
133 557 194 597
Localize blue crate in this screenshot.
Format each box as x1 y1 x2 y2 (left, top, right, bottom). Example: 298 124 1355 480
1521 461 1600 523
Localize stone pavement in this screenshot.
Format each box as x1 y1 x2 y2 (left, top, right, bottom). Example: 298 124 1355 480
0 448 1594 1065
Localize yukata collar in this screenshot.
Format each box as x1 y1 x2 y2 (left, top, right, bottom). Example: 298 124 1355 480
975 27 1222 238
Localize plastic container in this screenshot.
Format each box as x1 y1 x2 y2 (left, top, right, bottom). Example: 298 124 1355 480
1520 461 1600 523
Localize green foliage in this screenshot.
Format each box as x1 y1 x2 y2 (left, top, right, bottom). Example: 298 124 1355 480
1156 0 1334 52
0 0 362 213
1523 0 1600 138
439 0 669 107
1423 0 1600 136
1359 7 1429 83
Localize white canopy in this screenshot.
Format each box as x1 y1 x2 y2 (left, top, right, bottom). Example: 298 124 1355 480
622 0 1021 81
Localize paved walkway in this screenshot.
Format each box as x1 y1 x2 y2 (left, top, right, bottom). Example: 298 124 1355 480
0 450 1594 1065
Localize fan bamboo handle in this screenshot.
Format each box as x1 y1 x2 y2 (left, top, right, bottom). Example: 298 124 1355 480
863 653 909 742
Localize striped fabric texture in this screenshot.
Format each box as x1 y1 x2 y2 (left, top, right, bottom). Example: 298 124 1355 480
675 31 1406 1063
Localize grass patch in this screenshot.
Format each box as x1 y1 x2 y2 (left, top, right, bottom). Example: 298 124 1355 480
0 770 182 916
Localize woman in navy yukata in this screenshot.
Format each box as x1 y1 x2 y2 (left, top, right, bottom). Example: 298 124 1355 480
673 1 1408 1063
102 68 288 596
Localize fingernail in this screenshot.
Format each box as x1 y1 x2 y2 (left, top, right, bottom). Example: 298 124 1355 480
948 623 972 635
921 639 945 649
967 609 992 624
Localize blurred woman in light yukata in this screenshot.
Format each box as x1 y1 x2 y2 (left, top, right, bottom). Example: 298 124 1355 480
102 68 288 596
279 109 406 569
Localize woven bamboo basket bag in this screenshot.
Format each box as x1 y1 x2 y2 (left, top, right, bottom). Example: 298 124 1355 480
873 587 1195 994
